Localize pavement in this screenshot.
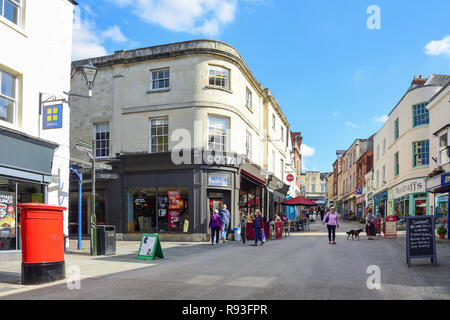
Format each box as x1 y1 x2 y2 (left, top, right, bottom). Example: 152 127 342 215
1 220 450 300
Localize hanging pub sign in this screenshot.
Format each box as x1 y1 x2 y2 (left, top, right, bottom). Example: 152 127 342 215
43 104 63 129
406 216 437 268
0 191 15 238
137 234 164 261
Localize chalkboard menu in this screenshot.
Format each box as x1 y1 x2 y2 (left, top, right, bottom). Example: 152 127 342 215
406 216 437 267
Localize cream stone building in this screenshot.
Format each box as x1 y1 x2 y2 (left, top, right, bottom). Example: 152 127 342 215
372 75 450 219
425 80 450 224
0 0 76 259
298 171 328 207
69 40 293 241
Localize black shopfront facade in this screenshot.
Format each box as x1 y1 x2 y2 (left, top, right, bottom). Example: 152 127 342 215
80 151 289 241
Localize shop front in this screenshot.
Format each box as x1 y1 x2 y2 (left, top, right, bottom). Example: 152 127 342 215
374 190 388 219
104 152 240 241
267 176 289 221
0 129 57 255
426 172 450 234
392 178 429 217
356 195 365 219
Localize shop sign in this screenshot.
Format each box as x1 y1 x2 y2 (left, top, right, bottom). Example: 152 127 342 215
442 173 450 188
355 188 363 195
385 216 397 239
0 191 15 237
393 178 426 199
208 173 231 187
286 174 294 182
137 234 164 261
43 104 63 129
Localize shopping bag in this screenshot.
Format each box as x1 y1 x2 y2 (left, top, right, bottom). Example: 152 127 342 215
261 230 266 242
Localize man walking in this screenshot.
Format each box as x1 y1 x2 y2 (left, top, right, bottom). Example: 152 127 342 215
219 204 231 243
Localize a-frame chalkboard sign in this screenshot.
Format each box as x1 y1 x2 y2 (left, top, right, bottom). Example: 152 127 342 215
406 216 437 268
137 234 165 261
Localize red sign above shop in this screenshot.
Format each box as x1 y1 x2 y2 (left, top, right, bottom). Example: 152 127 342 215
286 174 294 182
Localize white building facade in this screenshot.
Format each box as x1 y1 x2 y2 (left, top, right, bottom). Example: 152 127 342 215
372 75 449 219
69 40 293 241
0 0 76 257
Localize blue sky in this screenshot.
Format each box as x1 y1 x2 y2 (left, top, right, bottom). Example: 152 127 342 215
72 0 450 172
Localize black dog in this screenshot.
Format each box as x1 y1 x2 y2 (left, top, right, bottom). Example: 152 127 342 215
346 229 364 240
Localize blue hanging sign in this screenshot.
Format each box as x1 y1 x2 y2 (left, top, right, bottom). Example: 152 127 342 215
43 104 63 129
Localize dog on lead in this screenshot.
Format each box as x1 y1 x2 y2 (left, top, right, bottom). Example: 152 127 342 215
346 229 364 240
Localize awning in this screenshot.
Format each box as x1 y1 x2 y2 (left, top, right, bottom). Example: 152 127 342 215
241 169 266 186
281 196 318 206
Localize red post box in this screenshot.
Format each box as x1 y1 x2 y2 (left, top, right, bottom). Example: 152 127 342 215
18 203 66 285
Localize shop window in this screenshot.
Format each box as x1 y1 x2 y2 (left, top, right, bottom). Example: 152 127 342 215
413 195 427 216
157 187 189 233
394 196 409 218
131 187 189 234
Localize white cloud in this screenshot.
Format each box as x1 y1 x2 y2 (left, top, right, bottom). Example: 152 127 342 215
106 0 238 37
425 36 450 57
72 18 108 60
345 121 364 129
373 115 388 123
101 26 128 43
300 144 315 158
72 8 130 60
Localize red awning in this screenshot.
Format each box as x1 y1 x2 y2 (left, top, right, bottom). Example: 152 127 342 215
281 196 318 206
241 170 266 186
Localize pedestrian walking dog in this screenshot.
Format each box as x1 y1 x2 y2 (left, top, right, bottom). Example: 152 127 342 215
346 229 364 240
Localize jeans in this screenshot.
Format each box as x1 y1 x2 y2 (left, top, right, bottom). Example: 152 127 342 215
211 227 221 244
255 228 262 244
221 223 229 240
327 225 336 242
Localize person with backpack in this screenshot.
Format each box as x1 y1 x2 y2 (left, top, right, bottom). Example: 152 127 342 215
209 209 223 245
323 206 339 245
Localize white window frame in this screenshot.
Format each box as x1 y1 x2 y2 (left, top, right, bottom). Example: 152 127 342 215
438 131 450 166
149 117 169 153
0 68 17 124
94 123 110 159
208 65 230 90
245 87 252 110
1 0 22 27
245 130 252 160
150 68 170 91
208 116 229 153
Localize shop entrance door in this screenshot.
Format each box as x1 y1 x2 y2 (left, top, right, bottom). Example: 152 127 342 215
207 192 224 238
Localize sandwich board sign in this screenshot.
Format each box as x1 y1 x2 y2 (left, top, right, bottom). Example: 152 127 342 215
137 234 164 261
385 215 397 239
406 216 437 268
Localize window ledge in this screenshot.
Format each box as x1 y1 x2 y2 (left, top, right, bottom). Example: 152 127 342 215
147 88 171 94
205 85 233 94
0 16 27 38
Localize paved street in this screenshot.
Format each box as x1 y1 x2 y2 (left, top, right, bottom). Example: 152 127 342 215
2 221 450 300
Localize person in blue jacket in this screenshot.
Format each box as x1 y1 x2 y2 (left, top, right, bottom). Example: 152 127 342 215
219 204 231 243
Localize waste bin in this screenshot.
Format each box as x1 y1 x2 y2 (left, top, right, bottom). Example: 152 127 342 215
233 227 241 241
18 203 66 285
97 225 116 256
